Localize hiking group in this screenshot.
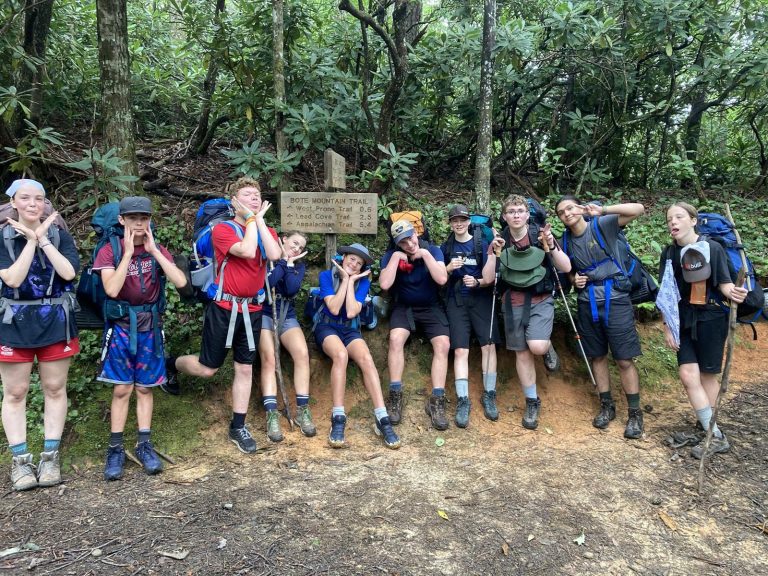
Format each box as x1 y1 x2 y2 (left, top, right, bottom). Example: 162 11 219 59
0 178 754 492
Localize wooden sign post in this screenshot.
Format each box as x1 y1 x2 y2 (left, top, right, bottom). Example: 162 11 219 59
281 149 376 269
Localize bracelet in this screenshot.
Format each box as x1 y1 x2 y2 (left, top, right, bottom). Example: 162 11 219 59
245 216 257 225
475 278 481 288
38 242 51 248
601 206 607 215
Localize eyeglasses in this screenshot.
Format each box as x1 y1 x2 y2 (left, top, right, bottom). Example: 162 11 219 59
504 209 528 216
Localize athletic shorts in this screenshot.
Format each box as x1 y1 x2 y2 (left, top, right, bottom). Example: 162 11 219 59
577 296 642 360
262 314 301 336
200 302 262 368
389 303 449 340
0 338 80 363
677 314 728 373
97 325 164 387
315 323 362 349
503 296 555 352
446 294 499 349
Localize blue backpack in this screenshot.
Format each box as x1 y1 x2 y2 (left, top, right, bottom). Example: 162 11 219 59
188 198 265 302
696 213 766 326
76 202 166 353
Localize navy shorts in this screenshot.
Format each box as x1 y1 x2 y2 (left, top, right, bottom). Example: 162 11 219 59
677 314 728 373
576 296 641 360
389 304 449 340
199 302 262 368
97 324 165 387
446 293 499 349
315 323 362 349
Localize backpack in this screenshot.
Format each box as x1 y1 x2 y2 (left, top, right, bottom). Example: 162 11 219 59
75 202 166 353
695 212 766 324
303 265 377 331
562 217 659 307
387 210 430 247
187 198 265 302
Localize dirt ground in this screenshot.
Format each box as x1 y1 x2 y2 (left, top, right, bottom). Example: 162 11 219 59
1 321 766 576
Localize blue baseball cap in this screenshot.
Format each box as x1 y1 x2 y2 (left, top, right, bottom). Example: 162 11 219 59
5 179 46 198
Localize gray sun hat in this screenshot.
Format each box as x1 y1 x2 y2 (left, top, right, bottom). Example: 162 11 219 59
339 243 373 265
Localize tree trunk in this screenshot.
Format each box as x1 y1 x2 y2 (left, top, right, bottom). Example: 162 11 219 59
273 0 290 192
96 0 138 184
14 0 54 135
187 0 226 157
474 0 495 215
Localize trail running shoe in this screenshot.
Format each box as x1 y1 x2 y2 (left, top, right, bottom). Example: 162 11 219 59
328 415 347 448
229 425 257 454
266 409 284 443
374 417 401 449
293 405 317 437
135 441 163 474
104 445 126 481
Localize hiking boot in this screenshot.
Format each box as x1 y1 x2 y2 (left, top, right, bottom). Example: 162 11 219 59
543 345 561 372
135 441 163 475
522 397 541 430
229 425 257 454
455 396 471 428
425 394 449 431
481 390 499 422
691 434 730 460
387 389 403 425
328 415 347 448
104 445 126 481
374 416 401 449
624 408 644 439
266 409 284 443
37 450 61 487
11 454 37 491
160 356 180 396
592 399 616 429
293 405 317 437
666 430 702 448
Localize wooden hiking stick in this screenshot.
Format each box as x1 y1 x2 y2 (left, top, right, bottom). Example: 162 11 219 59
264 264 295 430
697 204 748 493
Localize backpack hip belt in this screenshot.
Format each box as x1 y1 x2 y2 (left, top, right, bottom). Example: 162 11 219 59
0 293 78 343
216 293 260 352
104 299 163 356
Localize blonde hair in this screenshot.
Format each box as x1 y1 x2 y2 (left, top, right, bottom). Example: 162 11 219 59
228 177 261 196
667 201 697 219
502 194 527 212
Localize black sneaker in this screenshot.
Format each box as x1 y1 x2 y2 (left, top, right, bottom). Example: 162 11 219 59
424 394 449 431
387 389 403 425
229 425 257 454
161 356 180 396
624 408 644 439
522 397 541 430
543 345 561 372
592 399 616 429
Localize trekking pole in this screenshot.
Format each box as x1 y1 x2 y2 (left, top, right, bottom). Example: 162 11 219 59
697 203 745 492
484 236 502 378
542 238 598 389
264 265 294 429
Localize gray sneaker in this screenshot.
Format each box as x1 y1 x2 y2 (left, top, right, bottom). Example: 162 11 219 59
266 409 284 443
455 396 471 428
37 450 61 487
293 405 317 437
691 434 730 460
522 397 541 430
11 453 37 491
481 390 499 421
543 345 560 372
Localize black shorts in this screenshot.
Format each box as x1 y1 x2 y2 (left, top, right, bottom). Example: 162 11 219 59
389 303 449 340
677 314 728 373
577 296 641 360
199 302 262 368
446 294 499 349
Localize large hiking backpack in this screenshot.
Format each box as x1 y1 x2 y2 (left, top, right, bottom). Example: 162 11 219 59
387 210 430 247
76 202 166 352
187 198 265 302
303 265 377 331
696 212 766 323
562 217 658 306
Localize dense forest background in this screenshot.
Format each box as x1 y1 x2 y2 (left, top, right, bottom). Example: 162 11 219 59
1 0 767 208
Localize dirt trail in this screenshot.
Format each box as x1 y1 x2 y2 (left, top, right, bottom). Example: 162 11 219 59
1 321 766 575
